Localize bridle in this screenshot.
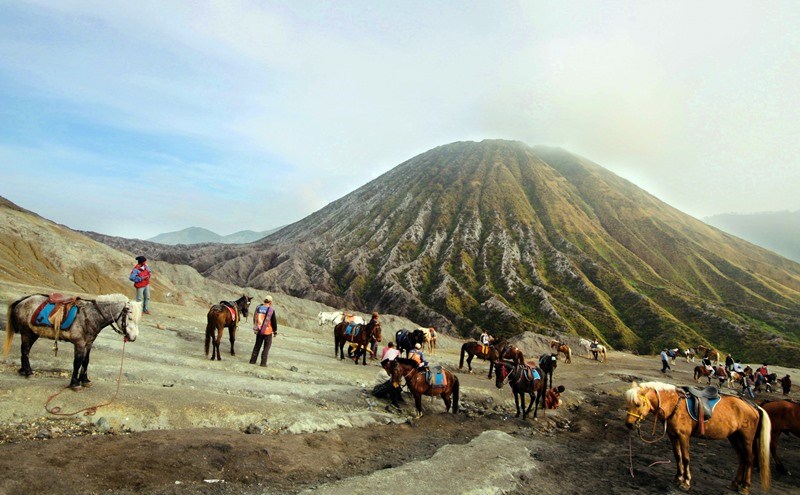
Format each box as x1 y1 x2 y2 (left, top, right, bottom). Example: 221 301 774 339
627 388 682 443
93 300 130 339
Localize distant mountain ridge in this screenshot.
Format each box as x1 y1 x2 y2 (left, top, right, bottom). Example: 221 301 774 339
147 226 281 245
704 210 800 263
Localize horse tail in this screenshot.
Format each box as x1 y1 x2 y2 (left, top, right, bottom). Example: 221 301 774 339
459 343 467 369
3 300 20 362
451 375 459 414
566 346 571 362
756 405 771 491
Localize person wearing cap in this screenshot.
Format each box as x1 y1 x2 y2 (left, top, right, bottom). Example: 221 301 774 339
129 255 152 314
408 342 427 368
250 296 278 367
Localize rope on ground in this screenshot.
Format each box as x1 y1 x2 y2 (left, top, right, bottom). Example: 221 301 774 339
45 340 127 416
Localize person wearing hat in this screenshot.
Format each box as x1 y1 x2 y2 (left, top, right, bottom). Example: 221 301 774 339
250 296 278 367
408 342 428 369
129 255 152 314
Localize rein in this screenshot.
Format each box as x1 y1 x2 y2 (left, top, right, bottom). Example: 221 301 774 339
629 389 682 444
92 300 129 337
45 339 128 416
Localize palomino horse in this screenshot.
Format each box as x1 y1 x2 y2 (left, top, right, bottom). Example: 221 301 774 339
4 293 141 389
625 381 770 494
459 339 503 377
693 365 728 386
417 327 437 356
334 321 382 365
494 360 547 419
695 344 722 365
760 400 800 475
550 340 572 363
205 295 252 361
387 358 459 417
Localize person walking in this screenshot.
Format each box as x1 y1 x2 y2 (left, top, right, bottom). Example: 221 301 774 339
129 255 152 314
660 349 671 373
250 296 278 367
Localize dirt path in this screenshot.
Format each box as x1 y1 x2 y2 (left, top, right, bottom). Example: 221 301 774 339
1 292 798 495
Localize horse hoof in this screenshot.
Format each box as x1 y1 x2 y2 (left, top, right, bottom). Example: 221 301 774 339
679 482 691 492
81 381 93 388
69 383 81 391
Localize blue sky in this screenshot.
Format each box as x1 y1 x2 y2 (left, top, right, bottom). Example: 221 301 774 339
1 1 799 239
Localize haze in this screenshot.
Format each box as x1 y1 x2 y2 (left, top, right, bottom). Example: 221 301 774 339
1 1 798 239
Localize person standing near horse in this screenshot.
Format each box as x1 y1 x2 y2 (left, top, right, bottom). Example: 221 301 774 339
660 348 671 373
129 255 152 314
250 296 278 367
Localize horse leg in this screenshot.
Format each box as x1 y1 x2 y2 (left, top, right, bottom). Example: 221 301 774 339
487 359 494 379
69 344 86 390
523 392 535 419
18 330 38 377
214 327 223 361
442 391 451 412
228 325 236 356
414 393 423 417
771 430 788 475
669 436 685 485
515 391 523 418
78 345 92 387
466 354 474 373
727 433 749 493
678 435 692 491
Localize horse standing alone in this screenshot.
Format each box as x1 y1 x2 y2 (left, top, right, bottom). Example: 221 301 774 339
4 293 141 389
625 381 770 494
205 295 252 361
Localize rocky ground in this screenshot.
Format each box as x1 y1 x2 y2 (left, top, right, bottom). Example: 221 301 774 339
1 283 798 495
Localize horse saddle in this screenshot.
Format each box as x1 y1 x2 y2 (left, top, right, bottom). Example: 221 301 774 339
517 365 540 383
682 386 722 434
31 295 80 330
220 301 237 321
345 323 361 337
425 365 447 389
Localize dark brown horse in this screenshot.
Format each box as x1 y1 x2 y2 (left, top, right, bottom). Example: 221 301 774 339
625 381 770 494
760 399 800 475
494 360 546 419
459 339 504 377
4 293 141 389
334 321 382 365
387 358 459 417
204 295 252 361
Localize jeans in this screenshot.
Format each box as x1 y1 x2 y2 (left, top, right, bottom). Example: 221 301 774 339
135 285 150 312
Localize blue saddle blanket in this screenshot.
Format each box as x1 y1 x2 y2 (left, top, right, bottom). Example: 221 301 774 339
521 367 541 382
685 395 721 422
35 303 79 329
345 323 361 337
426 366 447 387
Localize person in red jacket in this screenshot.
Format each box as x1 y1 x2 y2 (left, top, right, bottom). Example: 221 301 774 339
129 255 152 314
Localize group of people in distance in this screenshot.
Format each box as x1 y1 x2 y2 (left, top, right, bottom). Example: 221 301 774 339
373 328 567 412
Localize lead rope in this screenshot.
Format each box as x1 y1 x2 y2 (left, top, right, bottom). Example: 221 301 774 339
45 338 127 416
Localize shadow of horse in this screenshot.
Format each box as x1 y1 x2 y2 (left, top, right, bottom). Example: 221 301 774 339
4 293 141 389
494 360 546 419
205 295 252 361
388 358 458 417
334 321 382 365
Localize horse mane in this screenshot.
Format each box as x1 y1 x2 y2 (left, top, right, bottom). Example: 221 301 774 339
95 293 129 303
625 381 677 405
128 300 143 323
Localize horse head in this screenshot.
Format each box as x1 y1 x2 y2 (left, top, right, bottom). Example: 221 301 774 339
123 300 142 342
494 361 511 389
237 295 252 319
371 322 383 343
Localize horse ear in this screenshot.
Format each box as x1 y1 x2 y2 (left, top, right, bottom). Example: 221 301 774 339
631 381 639 389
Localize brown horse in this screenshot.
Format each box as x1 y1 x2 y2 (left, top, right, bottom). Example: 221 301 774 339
387 358 459 417
760 400 800 475
625 381 770 494
205 295 252 361
334 321 382 365
497 342 525 366
550 340 572 363
4 293 141 389
494 360 546 419
693 365 728 386
695 344 722 365
459 339 503 377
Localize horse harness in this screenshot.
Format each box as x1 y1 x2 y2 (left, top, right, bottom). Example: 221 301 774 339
91 300 131 339
628 388 683 443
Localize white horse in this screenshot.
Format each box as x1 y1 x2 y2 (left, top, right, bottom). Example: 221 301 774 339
591 344 607 363
318 311 365 327
579 338 592 358
417 327 437 355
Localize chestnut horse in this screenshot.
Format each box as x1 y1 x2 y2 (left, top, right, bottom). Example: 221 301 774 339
334 321 382 365
695 344 722 365
494 360 546 419
205 295 252 361
387 358 458 417
693 365 728 386
549 340 572 363
459 339 503 377
760 400 800 475
497 342 525 366
4 293 141 389
625 381 770 494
